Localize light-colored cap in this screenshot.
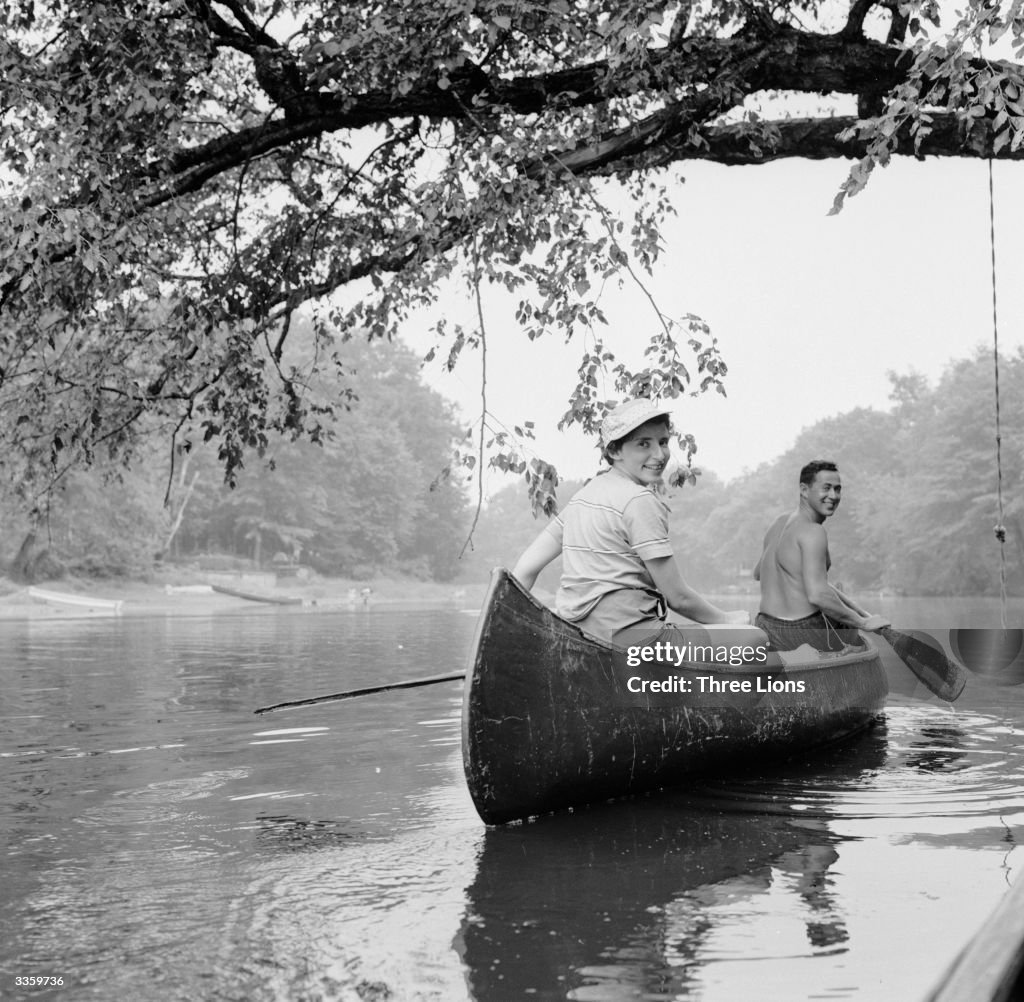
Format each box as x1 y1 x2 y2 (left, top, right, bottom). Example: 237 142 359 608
600 398 673 446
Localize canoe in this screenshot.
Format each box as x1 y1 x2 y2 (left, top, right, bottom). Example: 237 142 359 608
461 568 888 826
924 874 1024 1002
210 584 304 606
27 586 124 615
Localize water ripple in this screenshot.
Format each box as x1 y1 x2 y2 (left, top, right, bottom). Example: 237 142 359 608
640 706 1024 831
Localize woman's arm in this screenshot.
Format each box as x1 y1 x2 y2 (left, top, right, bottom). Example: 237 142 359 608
512 528 562 590
644 555 749 625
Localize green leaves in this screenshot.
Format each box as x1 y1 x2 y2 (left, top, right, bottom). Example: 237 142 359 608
830 0 1024 212
6 0 1024 512
829 156 876 215
526 459 560 519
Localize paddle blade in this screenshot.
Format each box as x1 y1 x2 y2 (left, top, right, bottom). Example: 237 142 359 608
880 627 967 702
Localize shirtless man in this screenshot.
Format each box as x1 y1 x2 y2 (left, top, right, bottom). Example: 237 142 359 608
753 460 890 652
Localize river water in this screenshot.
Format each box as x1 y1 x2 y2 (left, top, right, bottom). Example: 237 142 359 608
3 599 1024 1001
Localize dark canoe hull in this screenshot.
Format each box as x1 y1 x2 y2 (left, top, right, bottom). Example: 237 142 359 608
925 875 1024 1002
461 568 888 826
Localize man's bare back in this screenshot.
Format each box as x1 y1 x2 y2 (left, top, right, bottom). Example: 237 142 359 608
755 512 830 620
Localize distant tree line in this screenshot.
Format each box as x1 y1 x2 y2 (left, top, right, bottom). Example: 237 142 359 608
3 346 1020 595
169 335 468 581
2 334 470 582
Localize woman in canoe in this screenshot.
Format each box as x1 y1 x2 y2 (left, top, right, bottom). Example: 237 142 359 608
513 397 750 645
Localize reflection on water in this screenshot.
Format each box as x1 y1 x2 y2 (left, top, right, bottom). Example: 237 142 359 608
2 605 1024 1000
461 730 888 1001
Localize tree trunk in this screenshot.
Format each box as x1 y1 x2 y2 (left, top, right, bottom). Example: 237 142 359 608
163 467 200 557
10 530 37 583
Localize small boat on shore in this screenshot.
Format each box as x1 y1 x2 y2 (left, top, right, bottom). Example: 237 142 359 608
27 586 124 615
210 584 304 606
461 568 888 826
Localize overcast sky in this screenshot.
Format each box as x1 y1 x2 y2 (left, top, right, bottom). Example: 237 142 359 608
400 154 1024 492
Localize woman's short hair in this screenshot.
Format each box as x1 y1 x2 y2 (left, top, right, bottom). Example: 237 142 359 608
601 416 673 465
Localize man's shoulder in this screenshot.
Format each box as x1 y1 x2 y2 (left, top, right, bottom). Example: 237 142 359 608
789 517 827 546
768 512 825 552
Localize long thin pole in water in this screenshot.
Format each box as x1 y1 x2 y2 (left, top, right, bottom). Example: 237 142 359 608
254 671 466 715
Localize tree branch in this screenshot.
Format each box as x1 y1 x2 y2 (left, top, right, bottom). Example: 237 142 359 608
843 0 877 39
217 0 279 47
25 22 1002 246
7 1 1024 497
883 0 910 45
151 28 901 187
630 113 1024 168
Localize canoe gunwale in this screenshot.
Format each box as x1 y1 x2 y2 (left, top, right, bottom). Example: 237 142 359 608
468 566 882 679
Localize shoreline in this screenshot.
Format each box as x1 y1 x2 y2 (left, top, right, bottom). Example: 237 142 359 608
0 573 487 621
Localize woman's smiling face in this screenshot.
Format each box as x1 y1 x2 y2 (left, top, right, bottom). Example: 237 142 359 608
609 418 671 486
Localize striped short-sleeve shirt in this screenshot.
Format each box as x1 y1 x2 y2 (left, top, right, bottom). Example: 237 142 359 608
545 466 674 623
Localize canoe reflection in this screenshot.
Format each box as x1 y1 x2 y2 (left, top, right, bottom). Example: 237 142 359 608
458 725 888 1001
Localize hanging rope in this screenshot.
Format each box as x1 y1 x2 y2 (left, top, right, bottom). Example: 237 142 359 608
987 158 1008 629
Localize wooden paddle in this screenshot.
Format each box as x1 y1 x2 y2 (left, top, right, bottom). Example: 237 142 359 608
254 671 466 715
878 626 967 702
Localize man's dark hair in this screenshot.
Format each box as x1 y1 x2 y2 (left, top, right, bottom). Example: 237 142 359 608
799 459 839 486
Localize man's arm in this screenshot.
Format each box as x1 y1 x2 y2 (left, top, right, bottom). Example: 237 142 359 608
831 584 867 617
798 527 888 630
512 527 562 590
644 555 749 625
831 585 890 631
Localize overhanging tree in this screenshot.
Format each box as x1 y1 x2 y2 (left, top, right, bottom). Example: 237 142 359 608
3 0 1024 511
